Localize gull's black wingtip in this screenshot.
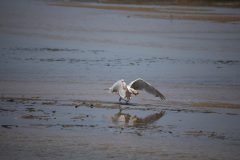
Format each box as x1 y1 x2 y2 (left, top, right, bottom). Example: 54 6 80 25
160 94 166 100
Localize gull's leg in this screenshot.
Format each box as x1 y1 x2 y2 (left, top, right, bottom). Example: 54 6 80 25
118 98 123 113
119 106 122 113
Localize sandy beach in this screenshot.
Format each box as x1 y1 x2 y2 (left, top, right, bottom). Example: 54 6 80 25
0 0 240 159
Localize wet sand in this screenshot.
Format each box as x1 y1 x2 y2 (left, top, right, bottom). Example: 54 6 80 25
0 0 240 159
1 96 240 159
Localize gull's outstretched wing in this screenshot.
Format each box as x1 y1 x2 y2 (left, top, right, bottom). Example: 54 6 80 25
109 79 122 93
128 78 165 100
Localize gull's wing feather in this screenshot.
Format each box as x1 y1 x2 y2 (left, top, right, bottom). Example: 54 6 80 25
109 79 122 93
128 78 165 100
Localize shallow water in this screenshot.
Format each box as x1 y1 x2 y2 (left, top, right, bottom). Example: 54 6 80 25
0 0 240 159
0 98 240 159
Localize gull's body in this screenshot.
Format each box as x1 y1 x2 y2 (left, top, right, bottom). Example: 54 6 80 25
109 78 165 102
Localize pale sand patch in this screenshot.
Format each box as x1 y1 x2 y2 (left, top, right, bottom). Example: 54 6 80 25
50 2 240 22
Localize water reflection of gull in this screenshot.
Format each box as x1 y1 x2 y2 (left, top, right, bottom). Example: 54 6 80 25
109 78 166 103
112 110 165 126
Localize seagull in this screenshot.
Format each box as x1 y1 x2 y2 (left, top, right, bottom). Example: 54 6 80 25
109 78 165 103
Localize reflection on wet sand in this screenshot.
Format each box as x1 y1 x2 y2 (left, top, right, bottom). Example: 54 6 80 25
112 110 165 126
